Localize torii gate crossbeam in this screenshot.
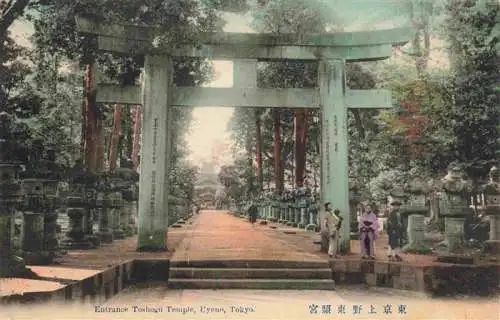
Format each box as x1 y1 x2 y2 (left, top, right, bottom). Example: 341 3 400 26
75 17 413 253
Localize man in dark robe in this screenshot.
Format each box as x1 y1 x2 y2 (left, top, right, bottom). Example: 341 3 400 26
386 199 404 261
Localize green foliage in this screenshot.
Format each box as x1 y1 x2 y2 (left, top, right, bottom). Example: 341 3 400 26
169 161 199 201
404 246 433 255
217 160 250 201
368 168 407 201
444 0 500 179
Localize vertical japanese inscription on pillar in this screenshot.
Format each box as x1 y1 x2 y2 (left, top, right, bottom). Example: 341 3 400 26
324 119 331 184
333 115 338 136
150 118 159 221
152 118 158 165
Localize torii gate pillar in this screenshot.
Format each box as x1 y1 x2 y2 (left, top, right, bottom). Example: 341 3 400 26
137 55 173 251
319 59 350 253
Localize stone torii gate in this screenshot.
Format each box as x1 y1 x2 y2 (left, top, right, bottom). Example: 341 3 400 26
75 17 413 253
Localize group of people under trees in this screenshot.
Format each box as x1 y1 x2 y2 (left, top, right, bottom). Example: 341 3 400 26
321 200 405 261
244 197 405 261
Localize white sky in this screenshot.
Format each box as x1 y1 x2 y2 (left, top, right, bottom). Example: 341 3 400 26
185 13 256 167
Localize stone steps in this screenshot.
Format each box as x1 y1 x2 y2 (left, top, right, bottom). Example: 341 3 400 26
170 259 329 269
167 278 335 290
169 267 332 279
168 260 334 290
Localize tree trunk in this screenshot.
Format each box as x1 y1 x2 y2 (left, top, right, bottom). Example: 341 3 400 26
294 109 308 187
108 105 123 172
422 27 431 72
83 63 98 172
79 81 86 162
273 109 283 194
95 117 105 173
131 105 142 171
255 109 263 191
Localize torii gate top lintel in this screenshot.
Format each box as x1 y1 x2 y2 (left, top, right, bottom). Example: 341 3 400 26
75 17 414 62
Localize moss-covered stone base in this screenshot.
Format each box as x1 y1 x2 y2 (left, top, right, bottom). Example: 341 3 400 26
136 230 167 251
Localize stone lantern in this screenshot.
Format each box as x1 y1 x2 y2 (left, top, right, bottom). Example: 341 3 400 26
482 166 500 253
84 172 102 247
19 144 62 264
401 175 430 251
279 191 287 223
108 191 125 239
18 140 46 264
306 191 319 231
348 179 362 233
438 163 473 253
0 111 32 277
106 170 127 239
95 173 113 243
42 150 61 259
296 186 309 228
269 190 278 222
115 167 139 236
279 190 287 224
61 166 94 249
288 188 299 227
20 177 47 264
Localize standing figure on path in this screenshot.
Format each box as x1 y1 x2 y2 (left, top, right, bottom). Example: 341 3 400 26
386 199 404 261
247 201 258 225
359 203 380 259
326 207 343 258
318 203 330 252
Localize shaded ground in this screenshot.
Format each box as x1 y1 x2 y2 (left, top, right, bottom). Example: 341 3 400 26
54 226 190 269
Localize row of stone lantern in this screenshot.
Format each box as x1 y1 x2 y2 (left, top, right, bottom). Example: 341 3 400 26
381 163 500 256
61 166 139 251
251 187 319 232
0 111 36 277
18 140 62 265
0 117 140 272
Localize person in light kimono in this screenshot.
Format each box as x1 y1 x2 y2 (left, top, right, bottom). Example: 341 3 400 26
359 203 380 259
327 208 343 258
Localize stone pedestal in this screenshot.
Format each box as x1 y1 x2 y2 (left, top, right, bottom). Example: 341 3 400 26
279 204 286 223
0 208 30 277
111 208 125 239
403 214 428 251
11 211 23 255
123 200 137 236
488 214 500 240
482 170 500 253
483 215 500 254
97 208 113 243
298 207 307 228
43 211 59 260
439 194 472 254
293 206 300 227
306 206 318 231
21 212 50 264
61 195 93 249
96 192 113 243
287 206 297 226
444 217 466 252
